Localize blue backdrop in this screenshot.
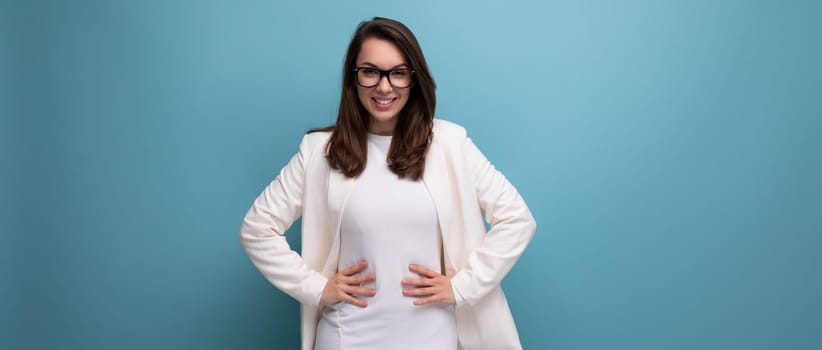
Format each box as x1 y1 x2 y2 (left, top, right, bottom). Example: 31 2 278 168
4 0 821 349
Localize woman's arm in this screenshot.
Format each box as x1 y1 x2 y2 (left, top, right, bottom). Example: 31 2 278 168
449 135 537 306
238 135 328 306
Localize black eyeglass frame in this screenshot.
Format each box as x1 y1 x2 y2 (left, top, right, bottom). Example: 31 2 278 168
352 67 416 88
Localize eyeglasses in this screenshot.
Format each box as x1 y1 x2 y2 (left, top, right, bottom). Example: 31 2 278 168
353 67 415 88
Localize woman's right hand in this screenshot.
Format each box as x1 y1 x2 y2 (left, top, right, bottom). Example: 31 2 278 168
320 261 377 308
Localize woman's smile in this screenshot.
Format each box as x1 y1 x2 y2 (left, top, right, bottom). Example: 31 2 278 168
372 97 397 109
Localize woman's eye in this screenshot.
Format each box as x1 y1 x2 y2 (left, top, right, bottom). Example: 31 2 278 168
363 69 379 76
391 70 407 77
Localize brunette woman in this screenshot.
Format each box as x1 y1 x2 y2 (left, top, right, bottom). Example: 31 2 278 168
239 17 536 350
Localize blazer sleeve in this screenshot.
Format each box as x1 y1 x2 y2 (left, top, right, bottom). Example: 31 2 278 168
449 135 537 306
238 134 328 306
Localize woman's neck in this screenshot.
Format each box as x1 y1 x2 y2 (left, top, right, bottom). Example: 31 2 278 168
368 119 396 136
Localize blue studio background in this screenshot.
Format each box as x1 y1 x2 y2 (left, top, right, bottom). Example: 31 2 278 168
3 0 821 349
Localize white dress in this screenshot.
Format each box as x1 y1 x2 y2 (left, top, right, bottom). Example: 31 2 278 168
314 133 458 350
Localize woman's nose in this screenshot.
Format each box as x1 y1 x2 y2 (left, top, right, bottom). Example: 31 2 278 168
376 75 392 93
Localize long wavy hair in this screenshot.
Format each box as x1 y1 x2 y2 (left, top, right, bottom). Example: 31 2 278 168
311 17 436 180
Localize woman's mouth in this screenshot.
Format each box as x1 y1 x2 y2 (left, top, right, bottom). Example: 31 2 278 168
372 97 397 109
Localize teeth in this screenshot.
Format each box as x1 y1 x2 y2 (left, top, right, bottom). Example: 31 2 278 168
376 99 393 105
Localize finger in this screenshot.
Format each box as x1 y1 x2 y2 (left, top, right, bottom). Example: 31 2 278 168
340 261 368 276
409 264 440 278
342 293 368 307
342 284 377 297
346 286 377 297
343 273 376 285
402 287 436 297
413 295 441 306
401 277 433 287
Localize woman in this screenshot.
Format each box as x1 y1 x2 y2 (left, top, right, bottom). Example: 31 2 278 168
239 17 536 350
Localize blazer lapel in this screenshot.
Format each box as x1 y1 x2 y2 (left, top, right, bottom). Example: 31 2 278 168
322 168 358 275
423 139 457 273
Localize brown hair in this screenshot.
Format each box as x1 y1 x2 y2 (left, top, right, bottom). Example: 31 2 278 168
311 17 436 180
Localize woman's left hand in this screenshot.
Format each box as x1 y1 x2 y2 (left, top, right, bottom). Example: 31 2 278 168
401 264 455 305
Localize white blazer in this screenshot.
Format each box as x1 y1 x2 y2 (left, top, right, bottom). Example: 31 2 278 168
239 119 536 350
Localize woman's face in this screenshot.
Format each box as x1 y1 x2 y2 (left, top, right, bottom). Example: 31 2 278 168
355 37 411 135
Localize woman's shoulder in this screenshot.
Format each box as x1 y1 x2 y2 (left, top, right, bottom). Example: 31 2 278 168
300 129 332 157
304 128 332 142
432 118 468 141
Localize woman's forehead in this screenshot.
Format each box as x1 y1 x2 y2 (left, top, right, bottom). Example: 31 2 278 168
356 38 407 68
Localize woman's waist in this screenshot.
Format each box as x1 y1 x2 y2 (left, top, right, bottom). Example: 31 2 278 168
323 294 455 324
